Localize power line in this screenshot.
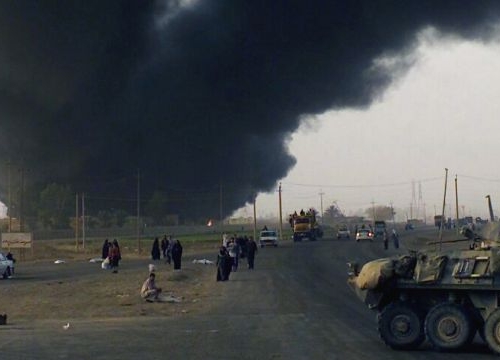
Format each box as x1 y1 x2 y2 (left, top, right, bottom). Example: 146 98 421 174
457 174 500 183
282 176 442 189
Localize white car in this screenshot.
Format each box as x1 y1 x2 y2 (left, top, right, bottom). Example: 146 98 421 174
0 252 14 279
259 230 279 247
355 229 374 242
337 226 351 239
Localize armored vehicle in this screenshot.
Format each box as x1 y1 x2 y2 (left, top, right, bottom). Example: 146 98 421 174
347 223 500 355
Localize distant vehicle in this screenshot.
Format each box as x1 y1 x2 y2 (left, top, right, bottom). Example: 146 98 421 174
405 223 415 230
374 221 386 237
0 252 14 279
476 217 488 225
259 230 278 248
356 229 374 242
337 225 351 239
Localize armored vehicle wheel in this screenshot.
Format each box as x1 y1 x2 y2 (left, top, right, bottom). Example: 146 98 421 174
377 302 425 350
484 308 500 355
425 303 472 351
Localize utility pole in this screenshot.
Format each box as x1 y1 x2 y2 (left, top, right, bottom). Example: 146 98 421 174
371 200 376 222
19 166 25 232
390 201 395 226
455 175 459 234
439 168 449 251
411 180 416 220
418 181 422 220
75 193 79 250
278 183 283 241
219 182 223 236
136 168 141 254
319 189 324 225
253 196 257 242
7 161 11 232
82 193 86 250
486 195 495 222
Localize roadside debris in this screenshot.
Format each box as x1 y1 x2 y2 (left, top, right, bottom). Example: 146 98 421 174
157 294 182 303
192 259 214 265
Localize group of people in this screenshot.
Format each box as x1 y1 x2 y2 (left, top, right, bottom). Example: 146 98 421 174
217 234 258 281
140 235 184 303
97 231 261 303
288 208 317 228
101 238 121 273
151 235 183 270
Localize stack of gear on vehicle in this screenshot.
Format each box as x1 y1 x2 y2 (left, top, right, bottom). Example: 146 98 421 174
290 208 323 242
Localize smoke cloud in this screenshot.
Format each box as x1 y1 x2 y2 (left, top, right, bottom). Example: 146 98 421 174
1 1 499 221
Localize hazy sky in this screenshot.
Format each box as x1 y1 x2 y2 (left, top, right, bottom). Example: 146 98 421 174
235 30 500 222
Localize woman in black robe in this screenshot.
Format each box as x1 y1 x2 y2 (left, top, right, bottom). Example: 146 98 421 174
216 246 230 281
101 238 110 260
171 240 183 270
151 237 161 260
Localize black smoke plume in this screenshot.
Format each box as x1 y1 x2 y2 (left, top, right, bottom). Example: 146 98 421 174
0 1 499 221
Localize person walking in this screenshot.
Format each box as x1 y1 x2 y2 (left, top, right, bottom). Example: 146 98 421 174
101 238 110 260
165 236 173 264
151 237 161 261
216 246 231 281
109 242 121 273
383 230 389 250
171 239 183 270
228 238 240 271
247 237 258 270
161 235 168 259
392 229 400 249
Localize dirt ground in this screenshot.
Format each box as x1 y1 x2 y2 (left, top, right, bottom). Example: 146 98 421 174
0 239 221 322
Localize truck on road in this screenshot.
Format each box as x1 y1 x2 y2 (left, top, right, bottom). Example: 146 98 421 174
292 210 323 242
373 220 386 237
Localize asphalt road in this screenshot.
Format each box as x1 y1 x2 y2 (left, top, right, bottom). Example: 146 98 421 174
2 227 498 360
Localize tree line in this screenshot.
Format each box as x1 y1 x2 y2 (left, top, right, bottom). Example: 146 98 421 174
5 183 184 231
